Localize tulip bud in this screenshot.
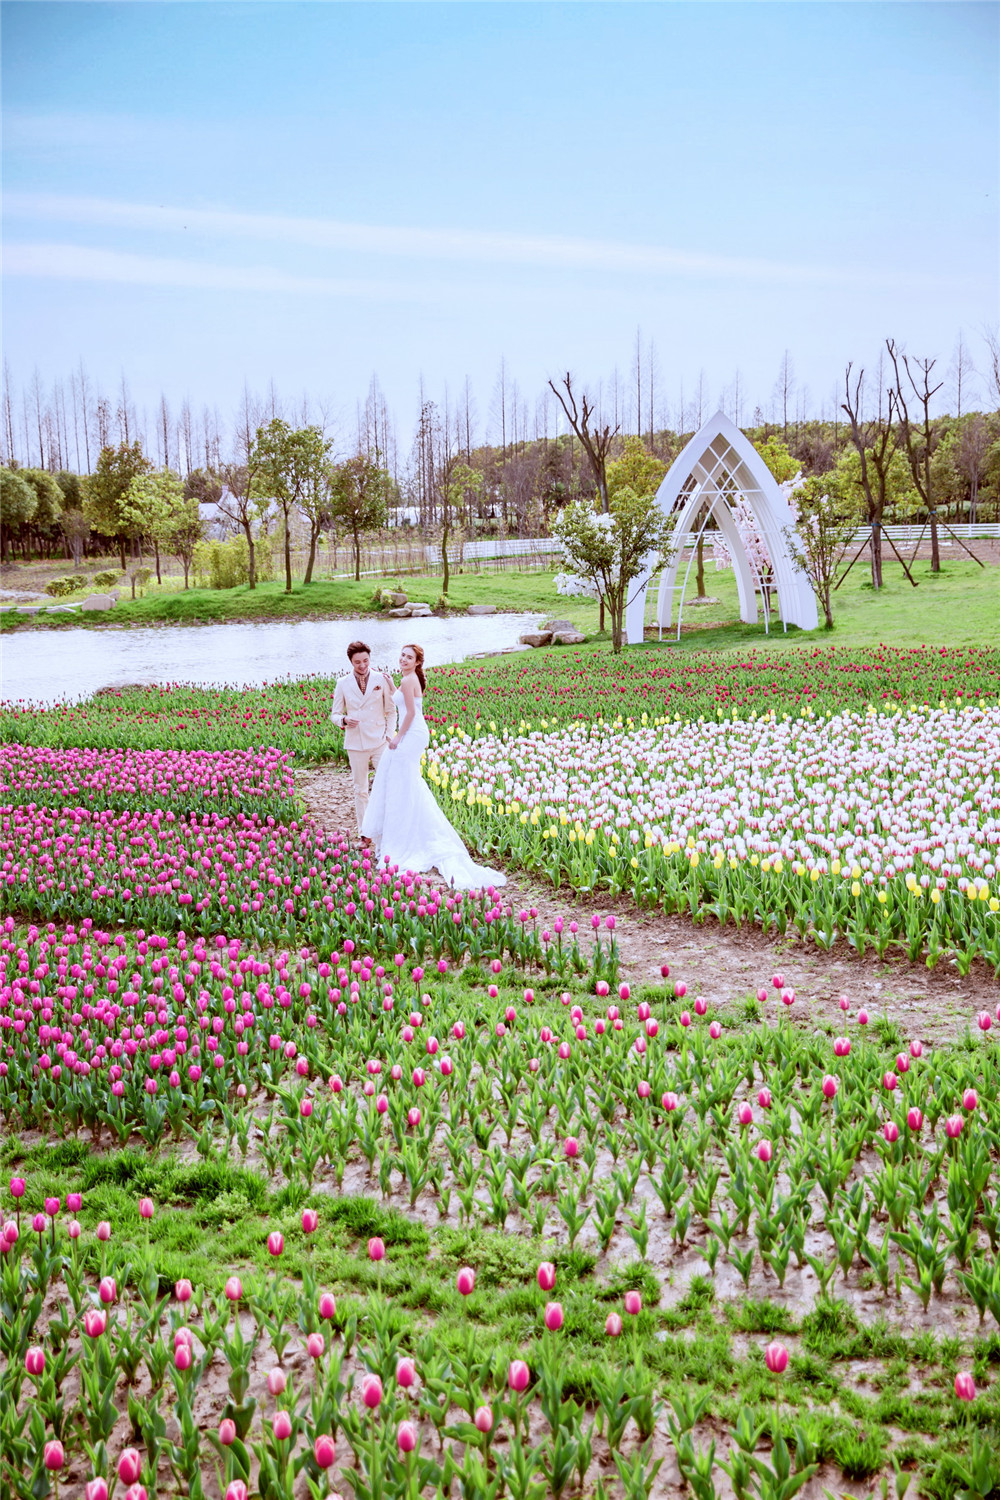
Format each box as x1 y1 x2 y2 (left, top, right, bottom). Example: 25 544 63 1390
175 1278 193 1302
319 1291 337 1319
544 1300 564 1331
302 1208 318 1233
605 1312 623 1337
96 1221 111 1241
737 1102 753 1126
43 1441 64 1471
508 1359 530 1392
99 1275 117 1304
117 1449 143 1485
314 1434 336 1468
624 1289 642 1316
945 1114 964 1139
474 1404 494 1433
224 1275 242 1301
368 1236 385 1261
66 1192 82 1212
963 1088 978 1111
174 1342 192 1371
397 1420 418 1453
267 1230 284 1257
84 1308 107 1338
537 1261 556 1291
362 1373 383 1409
219 1418 237 1446
138 1197 154 1219
757 1140 773 1162
765 1341 789 1374
273 1410 292 1441
456 1266 475 1296
563 1136 579 1158
306 1331 325 1359
821 1075 837 1099
907 1107 923 1131
267 1367 287 1396
25 1346 45 1377
955 1371 976 1402
883 1120 899 1143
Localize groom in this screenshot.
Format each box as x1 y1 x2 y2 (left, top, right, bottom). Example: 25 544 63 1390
331 640 396 838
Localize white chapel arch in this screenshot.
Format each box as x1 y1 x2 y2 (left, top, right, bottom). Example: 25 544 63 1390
624 410 818 645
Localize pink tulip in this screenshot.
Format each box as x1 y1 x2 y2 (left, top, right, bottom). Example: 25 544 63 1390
99 1275 117 1304
662 1091 679 1112
225 1275 242 1301
896 1053 910 1074
674 981 687 998
3 1222 18 1244
474 1405 494 1433
84 1309 107 1338
456 1266 476 1296
362 1373 384 1409
175 1278 193 1302
368 1236 385 1261
86 1480 109 1500
758 1088 772 1109
96 1221 111 1241
945 1115 964 1139
267 1231 284 1257
884 1120 899 1143
118 1449 143 1485
25 1346 45 1376
757 988 767 1003
858 1009 869 1026
955 1372 976 1402
10 1177 25 1199
397 1420 418 1454
679 1011 691 1027
765 1341 789 1373
910 1039 923 1057
694 996 707 1017
33 1214 46 1234
606 1312 623 1336
563 1136 579 1158
709 1021 722 1039
124 1487 148 1500
737 1102 753 1126
757 1140 773 1162
977 1011 992 1032
907 1107 923 1131
273 1410 292 1441
772 973 784 990
822 1075 838 1099
174 1343 192 1371
963 1089 978 1111
537 1261 556 1291
267 1368 287 1396
302 1208 318 1233
44 1441 64 1471
319 1291 337 1319
306 1332 325 1359
138 1197 154 1219
219 1418 237 1445
68 1220 81 1239
396 1356 416 1388
624 1290 642 1316
66 1192 82 1212
508 1360 530 1392
833 1037 851 1057
407 1107 421 1128
45 1197 60 1217
883 1072 898 1092
544 1300 564 1331
314 1434 337 1469
225 1483 249 1500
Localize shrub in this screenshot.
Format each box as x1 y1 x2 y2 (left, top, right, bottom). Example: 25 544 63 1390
192 536 272 589
92 570 121 588
44 576 87 598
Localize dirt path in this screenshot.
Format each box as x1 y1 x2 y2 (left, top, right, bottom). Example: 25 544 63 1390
296 765 997 1043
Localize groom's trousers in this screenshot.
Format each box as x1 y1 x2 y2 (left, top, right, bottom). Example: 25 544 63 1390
348 741 387 834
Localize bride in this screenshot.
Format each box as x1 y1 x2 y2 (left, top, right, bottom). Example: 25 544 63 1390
361 643 507 890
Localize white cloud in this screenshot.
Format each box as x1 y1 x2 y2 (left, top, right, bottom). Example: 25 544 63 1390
3 191 943 291
2 242 438 301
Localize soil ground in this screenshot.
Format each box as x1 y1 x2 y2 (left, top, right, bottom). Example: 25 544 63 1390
296 766 998 1047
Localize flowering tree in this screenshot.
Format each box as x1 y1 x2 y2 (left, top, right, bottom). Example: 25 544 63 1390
785 476 860 629
553 486 675 653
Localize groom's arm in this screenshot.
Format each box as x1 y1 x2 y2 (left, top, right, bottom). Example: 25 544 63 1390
331 677 348 728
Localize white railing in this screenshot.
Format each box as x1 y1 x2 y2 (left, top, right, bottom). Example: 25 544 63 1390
846 522 1000 544
424 537 562 565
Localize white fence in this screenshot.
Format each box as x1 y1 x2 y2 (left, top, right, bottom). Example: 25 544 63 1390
847 523 1000 544
424 537 563 566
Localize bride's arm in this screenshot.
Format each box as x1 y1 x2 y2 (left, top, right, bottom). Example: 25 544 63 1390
388 674 417 750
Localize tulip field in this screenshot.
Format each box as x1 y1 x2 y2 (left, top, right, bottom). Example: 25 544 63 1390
2 644 1000 1500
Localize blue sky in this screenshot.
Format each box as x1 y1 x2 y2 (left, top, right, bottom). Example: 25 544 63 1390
3 0 998 459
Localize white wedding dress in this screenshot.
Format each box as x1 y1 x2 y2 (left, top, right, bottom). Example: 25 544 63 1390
361 689 507 890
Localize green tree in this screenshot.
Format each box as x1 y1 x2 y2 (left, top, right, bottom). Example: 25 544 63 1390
122 468 202 586
0 468 36 561
606 435 669 502
329 454 392 582
249 420 331 593
753 435 800 483
787 476 861 629
19 469 65 556
553 486 675 654
84 441 152 569
438 460 482 595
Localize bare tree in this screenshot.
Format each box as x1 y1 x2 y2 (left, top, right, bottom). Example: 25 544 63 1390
886 340 944 571
547 373 619 515
948 331 977 418
982 326 1000 410
955 416 991 524
774 350 795 438
840 362 916 591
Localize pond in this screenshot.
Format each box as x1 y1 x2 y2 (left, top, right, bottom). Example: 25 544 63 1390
0 613 544 705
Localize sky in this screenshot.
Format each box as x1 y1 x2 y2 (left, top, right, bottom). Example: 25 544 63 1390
3 0 998 461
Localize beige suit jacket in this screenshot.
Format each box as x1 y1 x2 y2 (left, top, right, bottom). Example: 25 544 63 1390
331 671 396 753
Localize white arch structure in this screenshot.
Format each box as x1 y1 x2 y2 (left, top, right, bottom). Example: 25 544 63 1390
624 411 818 645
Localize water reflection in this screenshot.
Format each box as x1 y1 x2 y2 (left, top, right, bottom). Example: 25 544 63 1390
0 614 543 705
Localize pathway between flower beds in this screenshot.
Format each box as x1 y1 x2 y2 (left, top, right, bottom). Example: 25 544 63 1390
296 768 998 1045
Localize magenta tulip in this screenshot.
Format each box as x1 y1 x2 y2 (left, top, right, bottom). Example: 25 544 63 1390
397 1420 418 1453
765 1341 789 1374
25 1346 45 1377
302 1208 318 1234
362 1373 384 1409
85 1480 109 1500
537 1261 556 1291
368 1236 385 1261
757 1140 773 1162
117 1450 142 1485
267 1230 284 1257
219 1418 237 1446
544 1300 564 1331
955 1372 976 1401
314 1434 336 1469
624 1289 642 1316
84 1309 107 1338
319 1291 337 1319
456 1266 476 1296
508 1360 530 1392
175 1278 193 1302
273 1410 292 1441
225 1483 249 1500
99 1275 117 1304
43 1441 64 1471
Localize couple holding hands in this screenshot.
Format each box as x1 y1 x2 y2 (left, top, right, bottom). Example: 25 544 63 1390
331 640 505 890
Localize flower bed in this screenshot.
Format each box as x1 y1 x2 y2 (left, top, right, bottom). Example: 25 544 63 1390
427 705 1000 971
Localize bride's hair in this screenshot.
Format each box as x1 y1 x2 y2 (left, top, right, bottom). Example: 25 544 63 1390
403 643 427 691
